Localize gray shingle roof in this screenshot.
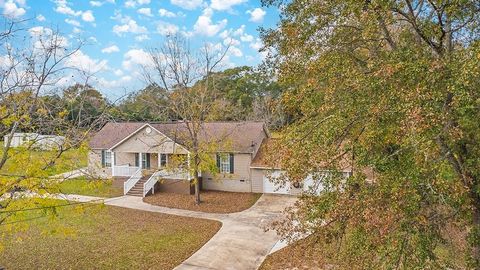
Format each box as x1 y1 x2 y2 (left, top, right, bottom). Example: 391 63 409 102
89 121 267 153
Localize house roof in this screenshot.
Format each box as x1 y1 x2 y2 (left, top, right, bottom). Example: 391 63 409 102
89 121 268 153
89 122 144 149
251 138 353 172
250 138 281 169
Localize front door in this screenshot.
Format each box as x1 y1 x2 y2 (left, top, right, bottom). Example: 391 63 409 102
135 153 151 169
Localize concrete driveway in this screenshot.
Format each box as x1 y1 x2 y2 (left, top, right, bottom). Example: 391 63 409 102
104 194 296 270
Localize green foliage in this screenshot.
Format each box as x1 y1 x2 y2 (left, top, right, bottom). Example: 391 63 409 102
57 177 123 198
263 0 480 268
112 84 171 122
194 66 287 128
63 83 110 128
0 144 87 177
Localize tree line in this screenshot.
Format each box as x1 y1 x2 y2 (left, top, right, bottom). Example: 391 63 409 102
13 65 287 134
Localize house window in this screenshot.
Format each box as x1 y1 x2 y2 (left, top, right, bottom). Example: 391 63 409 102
102 150 112 168
160 154 167 167
217 153 234 174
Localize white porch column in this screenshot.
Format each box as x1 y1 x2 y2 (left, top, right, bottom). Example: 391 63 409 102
139 152 143 169
111 151 115 176
158 153 161 169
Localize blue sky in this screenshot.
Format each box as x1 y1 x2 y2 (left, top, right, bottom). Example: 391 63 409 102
1 0 279 100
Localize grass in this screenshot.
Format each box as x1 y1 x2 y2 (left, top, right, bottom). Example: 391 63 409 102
57 177 124 198
0 202 221 270
144 190 263 213
0 144 87 177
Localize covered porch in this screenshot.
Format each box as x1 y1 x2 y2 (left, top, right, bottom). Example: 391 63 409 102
110 151 196 196
107 123 195 196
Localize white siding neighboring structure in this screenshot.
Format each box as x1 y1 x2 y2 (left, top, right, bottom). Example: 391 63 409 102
4 133 65 150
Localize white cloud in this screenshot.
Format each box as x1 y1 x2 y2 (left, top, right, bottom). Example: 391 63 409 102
89 1 103 7
219 30 229 39
247 8 266 23
65 18 81 27
65 50 108 73
210 0 246 11
250 38 263 51
29 26 53 37
113 17 147 36
125 0 150 8
122 49 153 70
98 75 133 89
101 45 120 53
193 8 227 37
53 1 96 23
240 33 253 42
229 46 243 57
3 0 26 18
233 25 245 36
135 34 150 42
158 8 176 17
73 27 82 33
137 7 152 16
171 0 203 10
223 36 240 46
36 14 46 22
114 69 123 76
232 25 254 42
82 10 95 22
29 27 69 51
157 21 179 36
53 0 82 16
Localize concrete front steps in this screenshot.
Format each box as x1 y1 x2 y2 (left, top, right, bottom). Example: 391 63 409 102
126 174 152 197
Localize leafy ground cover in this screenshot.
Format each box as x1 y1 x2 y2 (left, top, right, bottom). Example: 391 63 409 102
0 201 221 269
144 190 262 213
259 232 467 270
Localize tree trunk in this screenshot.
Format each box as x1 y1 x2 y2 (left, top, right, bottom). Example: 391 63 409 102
193 154 201 205
194 172 201 205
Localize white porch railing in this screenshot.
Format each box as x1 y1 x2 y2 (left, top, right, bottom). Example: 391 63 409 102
114 165 140 177
143 170 162 197
142 169 194 197
124 168 142 195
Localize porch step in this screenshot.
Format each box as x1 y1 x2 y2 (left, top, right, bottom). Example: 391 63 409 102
125 174 153 197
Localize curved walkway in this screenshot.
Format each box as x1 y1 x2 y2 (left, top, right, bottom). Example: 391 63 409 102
103 194 297 270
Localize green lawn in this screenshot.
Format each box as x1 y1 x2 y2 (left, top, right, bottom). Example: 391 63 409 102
58 177 124 198
0 201 221 269
0 144 87 177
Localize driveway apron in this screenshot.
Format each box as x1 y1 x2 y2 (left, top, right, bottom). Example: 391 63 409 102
104 194 296 270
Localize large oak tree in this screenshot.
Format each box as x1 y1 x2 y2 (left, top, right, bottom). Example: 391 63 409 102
262 0 480 268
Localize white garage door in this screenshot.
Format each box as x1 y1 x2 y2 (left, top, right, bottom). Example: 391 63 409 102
303 173 325 195
263 171 290 194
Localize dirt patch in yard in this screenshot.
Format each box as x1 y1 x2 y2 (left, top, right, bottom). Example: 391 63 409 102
144 190 262 213
0 205 221 270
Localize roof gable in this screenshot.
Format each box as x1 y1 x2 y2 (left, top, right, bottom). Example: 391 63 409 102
89 121 268 153
88 122 144 149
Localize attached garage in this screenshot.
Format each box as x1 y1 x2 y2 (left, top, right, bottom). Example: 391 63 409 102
262 171 291 194
249 138 352 196
252 167 347 196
